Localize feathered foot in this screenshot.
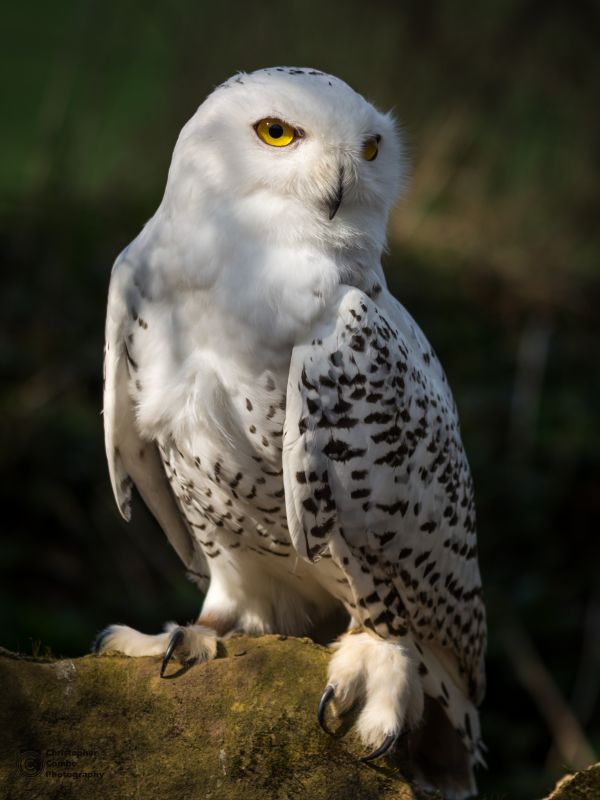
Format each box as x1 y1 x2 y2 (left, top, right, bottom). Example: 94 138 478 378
94 622 218 675
317 630 423 762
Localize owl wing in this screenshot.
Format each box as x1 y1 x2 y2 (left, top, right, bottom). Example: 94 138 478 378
283 285 486 703
103 256 207 582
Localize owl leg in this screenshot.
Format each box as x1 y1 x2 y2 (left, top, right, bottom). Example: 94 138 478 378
318 631 424 762
94 621 218 674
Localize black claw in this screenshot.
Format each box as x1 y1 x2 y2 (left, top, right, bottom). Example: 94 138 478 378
361 733 397 763
318 685 335 732
161 628 185 677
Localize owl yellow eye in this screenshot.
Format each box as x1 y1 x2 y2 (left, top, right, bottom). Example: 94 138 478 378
362 135 380 161
255 118 297 147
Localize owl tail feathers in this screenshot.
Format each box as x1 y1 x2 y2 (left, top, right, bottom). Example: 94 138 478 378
409 694 483 800
410 640 486 798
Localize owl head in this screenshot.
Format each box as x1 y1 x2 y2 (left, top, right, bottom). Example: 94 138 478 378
162 68 404 260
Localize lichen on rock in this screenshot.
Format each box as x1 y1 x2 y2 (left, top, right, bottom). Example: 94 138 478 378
545 764 600 800
0 636 420 800
0 636 597 800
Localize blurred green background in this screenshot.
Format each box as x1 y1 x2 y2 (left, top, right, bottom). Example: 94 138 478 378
1 1 599 797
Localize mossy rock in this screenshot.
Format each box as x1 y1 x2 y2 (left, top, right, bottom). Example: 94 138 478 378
0 635 422 800
0 635 597 800
546 765 600 800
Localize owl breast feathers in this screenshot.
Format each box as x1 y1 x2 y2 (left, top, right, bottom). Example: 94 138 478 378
99 67 486 799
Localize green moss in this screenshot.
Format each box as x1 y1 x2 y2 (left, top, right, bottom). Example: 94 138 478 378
0 638 596 799
546 765 600 800
0 636 420 800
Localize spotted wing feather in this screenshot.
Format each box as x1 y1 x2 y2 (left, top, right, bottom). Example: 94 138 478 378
283 285 486 703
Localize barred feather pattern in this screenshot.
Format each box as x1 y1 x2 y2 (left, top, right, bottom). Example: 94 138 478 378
283 286 486 761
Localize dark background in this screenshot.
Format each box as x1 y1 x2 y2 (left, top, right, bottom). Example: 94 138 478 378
2 1 599 797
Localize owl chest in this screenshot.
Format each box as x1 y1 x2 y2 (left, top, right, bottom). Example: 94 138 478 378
158 413 292 561
126 291 301 557
147 349 293 558
158 428 352 610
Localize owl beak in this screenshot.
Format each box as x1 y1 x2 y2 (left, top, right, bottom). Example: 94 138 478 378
327 166 344 220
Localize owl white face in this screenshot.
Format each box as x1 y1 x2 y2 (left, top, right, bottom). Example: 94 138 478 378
165 67 403 254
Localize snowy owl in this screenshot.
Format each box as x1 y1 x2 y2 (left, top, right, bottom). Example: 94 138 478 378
96 67 486 798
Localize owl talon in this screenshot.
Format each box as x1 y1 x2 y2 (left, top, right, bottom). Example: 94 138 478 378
317 684 335 732
360 733 397 763
160 627 185 677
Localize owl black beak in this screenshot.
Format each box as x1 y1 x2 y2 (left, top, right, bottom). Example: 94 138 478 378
327 166 344 220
